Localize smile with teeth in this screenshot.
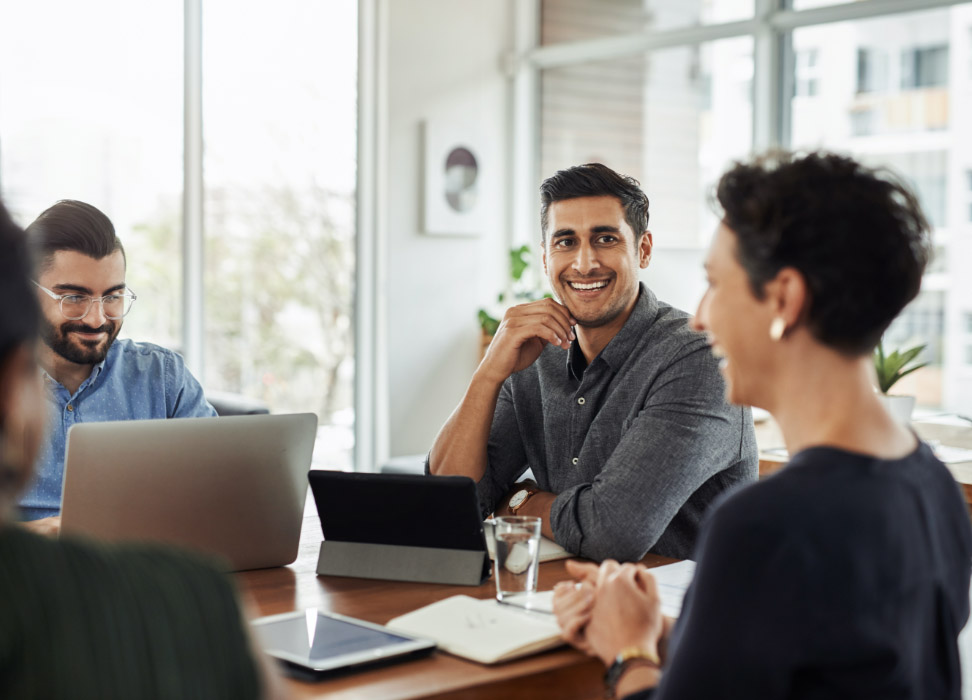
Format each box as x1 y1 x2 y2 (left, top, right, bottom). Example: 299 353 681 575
568 280 609 291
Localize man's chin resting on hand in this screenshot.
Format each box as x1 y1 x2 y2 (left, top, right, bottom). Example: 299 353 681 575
427 163 757 562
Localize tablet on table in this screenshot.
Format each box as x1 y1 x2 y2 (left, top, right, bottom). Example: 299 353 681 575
252 608 436 677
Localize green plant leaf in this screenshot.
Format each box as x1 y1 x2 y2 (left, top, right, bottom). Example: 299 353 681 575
510 245 530 281
882 351 909 377
892 362 929 385
896 345 925 368
478 309 500 336
873 340 928 393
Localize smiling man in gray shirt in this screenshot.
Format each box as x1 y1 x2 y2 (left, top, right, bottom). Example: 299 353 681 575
429 163 757 561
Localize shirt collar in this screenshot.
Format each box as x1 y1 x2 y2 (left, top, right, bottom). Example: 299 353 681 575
39 345 112 394
564 283 659 379
87 356 108 384
566 339 588 381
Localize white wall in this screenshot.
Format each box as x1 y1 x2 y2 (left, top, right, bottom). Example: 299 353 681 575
381 0 512 457
375 0 709 460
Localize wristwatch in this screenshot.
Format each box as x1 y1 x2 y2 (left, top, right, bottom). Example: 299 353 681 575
603 646 661 699
508 487 538 515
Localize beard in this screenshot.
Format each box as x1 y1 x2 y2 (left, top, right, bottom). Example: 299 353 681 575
40 316 120 365
565 295 629 328
554 274 634 329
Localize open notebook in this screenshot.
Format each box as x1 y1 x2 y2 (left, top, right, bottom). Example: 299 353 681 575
386 560 696 665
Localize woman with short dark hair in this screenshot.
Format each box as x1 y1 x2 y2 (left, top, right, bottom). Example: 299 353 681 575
555 151 972 699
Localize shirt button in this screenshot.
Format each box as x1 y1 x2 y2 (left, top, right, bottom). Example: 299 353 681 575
66 405 74 412
577 397 586 405
571 457 579 465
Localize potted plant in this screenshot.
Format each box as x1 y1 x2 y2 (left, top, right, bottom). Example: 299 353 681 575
873 339 928 424
478 245 549 357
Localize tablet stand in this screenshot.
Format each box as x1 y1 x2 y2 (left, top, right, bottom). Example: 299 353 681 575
316 540 488 586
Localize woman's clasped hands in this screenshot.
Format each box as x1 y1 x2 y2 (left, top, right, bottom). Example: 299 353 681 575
552 559 673 668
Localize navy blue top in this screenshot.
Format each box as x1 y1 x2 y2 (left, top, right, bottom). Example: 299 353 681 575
628 441 972 699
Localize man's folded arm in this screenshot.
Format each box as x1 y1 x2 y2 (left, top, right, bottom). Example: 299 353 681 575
550 347 749 561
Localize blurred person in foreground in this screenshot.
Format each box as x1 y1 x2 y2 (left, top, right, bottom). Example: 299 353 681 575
553 151 972 699
19 199 215 533
0 200 286 699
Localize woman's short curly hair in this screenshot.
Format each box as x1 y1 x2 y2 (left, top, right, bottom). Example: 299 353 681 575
716 150 930 356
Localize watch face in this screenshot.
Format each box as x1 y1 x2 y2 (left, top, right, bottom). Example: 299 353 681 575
509 489 528 509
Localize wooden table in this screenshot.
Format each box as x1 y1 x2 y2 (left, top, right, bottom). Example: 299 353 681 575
237 515 675 699
756 418 972 506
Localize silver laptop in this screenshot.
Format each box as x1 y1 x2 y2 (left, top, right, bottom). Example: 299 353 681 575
60 412 317 571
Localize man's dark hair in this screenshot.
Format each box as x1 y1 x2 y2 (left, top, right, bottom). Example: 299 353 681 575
539 163 649 242
0 199 39 364
716 150 930 356
26 200 125 270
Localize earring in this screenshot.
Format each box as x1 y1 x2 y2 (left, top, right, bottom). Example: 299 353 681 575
769 317 786 342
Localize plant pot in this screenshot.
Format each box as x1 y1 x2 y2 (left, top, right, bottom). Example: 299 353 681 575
878 394 915 424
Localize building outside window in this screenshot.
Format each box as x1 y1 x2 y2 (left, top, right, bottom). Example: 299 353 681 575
795 48 820 97
534 0 972 413
901 45 949 90
967 170 972 223
857 47 889 93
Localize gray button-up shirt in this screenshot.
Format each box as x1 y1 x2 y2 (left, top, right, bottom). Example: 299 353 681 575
478 284 757 561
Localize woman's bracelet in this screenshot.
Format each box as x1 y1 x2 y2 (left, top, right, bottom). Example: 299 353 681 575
604 646 661 699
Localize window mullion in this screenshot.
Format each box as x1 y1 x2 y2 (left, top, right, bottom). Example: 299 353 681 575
753 0 786 152
182 0 204 375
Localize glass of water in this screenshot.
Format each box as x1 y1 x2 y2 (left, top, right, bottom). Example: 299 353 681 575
492 516 542 603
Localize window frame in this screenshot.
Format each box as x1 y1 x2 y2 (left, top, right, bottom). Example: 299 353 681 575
513 0 967 163
511 0 971 409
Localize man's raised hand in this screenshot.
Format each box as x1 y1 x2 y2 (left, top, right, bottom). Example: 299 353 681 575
479 299 576 384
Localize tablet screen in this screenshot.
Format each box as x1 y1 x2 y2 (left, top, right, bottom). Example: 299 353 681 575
253 609 434 672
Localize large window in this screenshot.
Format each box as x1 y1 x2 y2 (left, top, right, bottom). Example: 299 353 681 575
788 7 963 407
202 0 356 447
0 1 357 463
543 37 753 250
0 1 183 349
534 0 972 414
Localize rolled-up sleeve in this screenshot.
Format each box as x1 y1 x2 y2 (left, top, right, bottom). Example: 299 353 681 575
549 345 746 561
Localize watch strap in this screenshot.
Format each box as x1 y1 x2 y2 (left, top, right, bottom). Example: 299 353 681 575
510 487 538 515
603 647 660 699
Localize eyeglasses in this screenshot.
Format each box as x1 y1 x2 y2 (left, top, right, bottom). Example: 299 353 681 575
33 281 137 320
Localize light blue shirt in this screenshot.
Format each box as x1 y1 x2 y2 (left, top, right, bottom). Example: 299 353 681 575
19 338 216 520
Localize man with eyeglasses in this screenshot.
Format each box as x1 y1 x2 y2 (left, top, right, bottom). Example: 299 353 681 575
19 200 215 534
